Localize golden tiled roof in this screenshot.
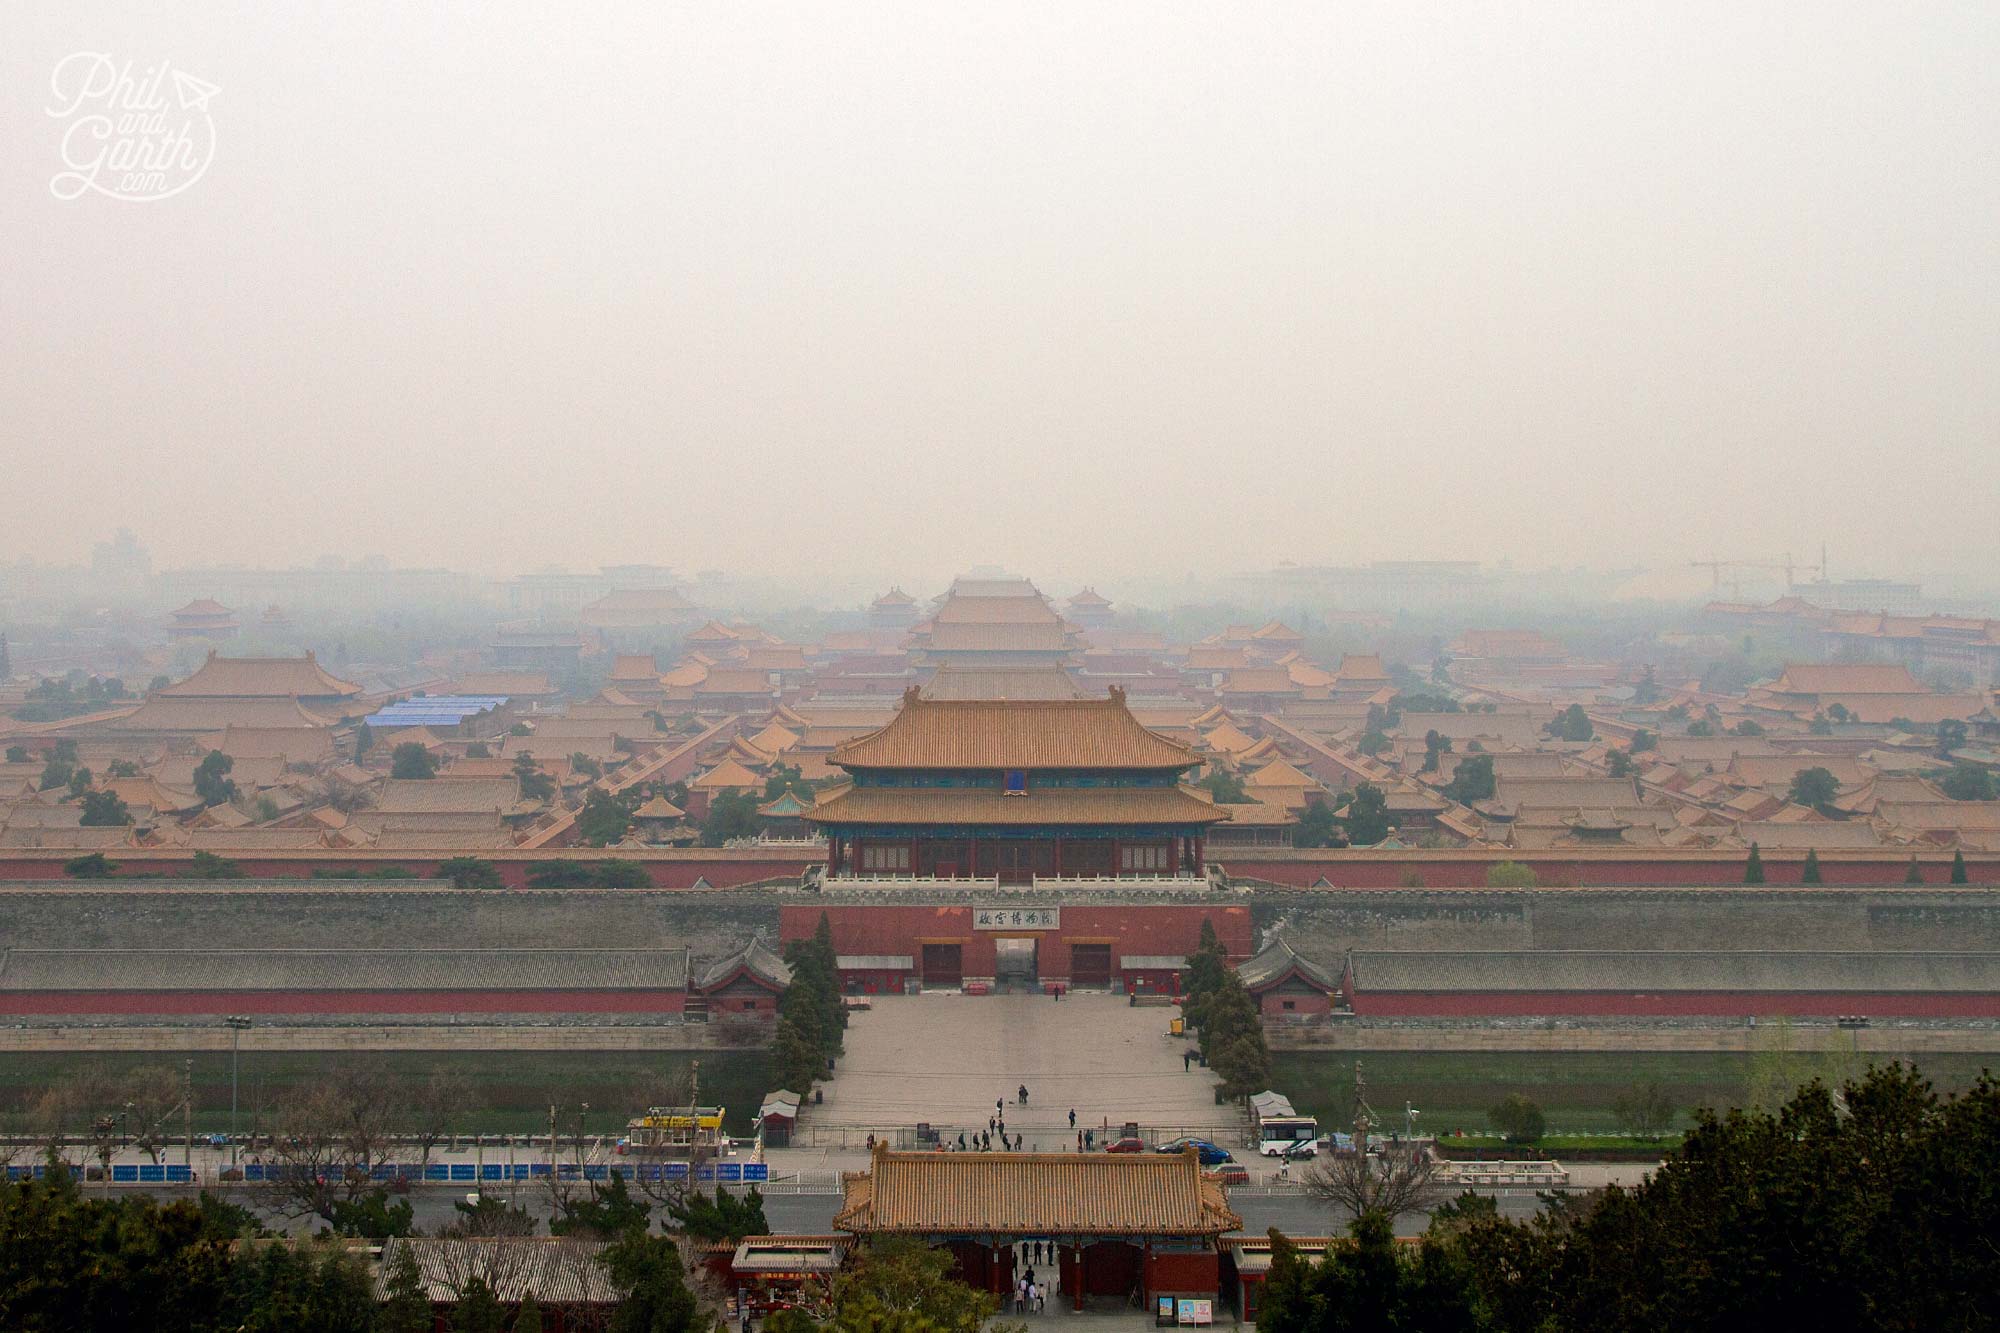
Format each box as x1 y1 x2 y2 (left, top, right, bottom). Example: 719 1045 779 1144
834 1148 1240 1236
922 623 1075 653
157 652 361 699
830 689 1195 771
809 783 1229 828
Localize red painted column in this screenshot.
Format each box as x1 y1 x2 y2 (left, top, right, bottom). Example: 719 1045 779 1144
1073 1244 1085 1311
1053 838 1064 877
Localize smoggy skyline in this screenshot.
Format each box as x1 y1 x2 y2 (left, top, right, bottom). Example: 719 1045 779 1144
4 4 1997 593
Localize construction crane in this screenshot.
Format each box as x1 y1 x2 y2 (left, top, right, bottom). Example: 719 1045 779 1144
1689 551 1826 599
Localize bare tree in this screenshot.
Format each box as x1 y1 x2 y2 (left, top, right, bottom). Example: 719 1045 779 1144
410 1066 479 1168
1301 1143 1448 1226
121 1065 187 1165
260 1069 406 1226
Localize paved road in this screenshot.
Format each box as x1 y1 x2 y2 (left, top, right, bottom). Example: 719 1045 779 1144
812 992 1224 1142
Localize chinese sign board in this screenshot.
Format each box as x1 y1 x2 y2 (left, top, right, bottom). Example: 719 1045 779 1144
972 907 1059 930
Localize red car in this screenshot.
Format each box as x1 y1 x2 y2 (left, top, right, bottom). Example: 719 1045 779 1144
1103 1136 1146 1153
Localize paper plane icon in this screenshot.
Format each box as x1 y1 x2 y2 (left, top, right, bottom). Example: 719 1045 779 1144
172 70 221 112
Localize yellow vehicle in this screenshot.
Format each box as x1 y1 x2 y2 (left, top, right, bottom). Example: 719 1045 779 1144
624 1105 728 1157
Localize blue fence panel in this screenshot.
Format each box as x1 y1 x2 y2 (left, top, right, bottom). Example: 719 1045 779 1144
529 1163 552 1177
165 1166 189 1182
662 1162 689 1179
479 1165 502 1181
717 1163 742 1181
449 1165 475 1182
245 1164 266 1181
557 1164 581 1180
695 1166 716 1181
138 1165 165 1183
112 1165 139 1182
742 1163 769 1182
370 1165 396 1181
583 1165 607 1180
424 1165 450 1182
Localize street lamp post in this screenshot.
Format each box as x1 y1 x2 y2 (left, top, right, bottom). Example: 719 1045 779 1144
224 1017 253 1169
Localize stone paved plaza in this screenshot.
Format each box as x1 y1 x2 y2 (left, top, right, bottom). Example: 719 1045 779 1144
806 991 1234 1147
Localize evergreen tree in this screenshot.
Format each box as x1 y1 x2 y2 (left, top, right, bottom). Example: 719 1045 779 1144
513 1293 545 1333
1801 849 1822 884
1744 843 1765 885
1905 856 1925 885
0 632 11 679
390 743 438 780
193 750 237 807
451 1275 506 1333
1952 849 1969 885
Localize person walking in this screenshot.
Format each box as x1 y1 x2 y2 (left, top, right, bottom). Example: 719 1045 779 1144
958 1132 966 1150
1019 1084 1029 1105
1076 1130 1084 1152
1183 1050 1193 1072
1068 1108 1076 1129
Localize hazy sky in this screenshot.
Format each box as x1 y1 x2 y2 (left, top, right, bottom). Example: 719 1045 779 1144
5 3 1997 593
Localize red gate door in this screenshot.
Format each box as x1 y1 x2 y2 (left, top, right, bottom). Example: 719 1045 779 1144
922 944 963 987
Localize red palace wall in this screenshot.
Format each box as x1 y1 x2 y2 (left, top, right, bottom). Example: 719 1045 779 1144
0 989 689 1016
1351 991 2000 1018
783 903 1255 980
1145 1249 1221 1300
1260 991 1333 1019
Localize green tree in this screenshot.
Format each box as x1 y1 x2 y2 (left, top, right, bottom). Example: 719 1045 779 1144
1905 856 1925 885
552 1170 652 1239
1810 713 1834 734
328 1188 414 1239
1548 704 1593 742
666 1184 770 1242
452 1274 506 1333
438 856 503 889
64 851 118 878
4 744 27 763
1292 802 1340 848
1340 783 1391 846
1606 748 1634 778
578 787 637 845
79 789 133 827
39 756 74 792
1940 763 1997 801
1952 849 1969 884
514 752 557 802
1611 1081 1678 1140
190 850 243 879
1936 718 1969 758
1801 848 1822 884
1420 729 1452 773
390 743 438 780
1357 731 1390 757
1484 861 1537 889
1487 1093 1546 1145
1629 728 1657 753
525 859 594 888
1788 766 1841 812
513 1293 545 1333
699 790 762 846
1441 754 1495 804
376 1241 433 1333
67 765 93 797
598 1230 701 1333
816 1236 998 1333
570 751 604 780
593 860 651 888
1827 702 1852 724
1744 843 1765 884
0 632 10 679
1731 719 1765 737
463 740 491 758
353 721 374 761
1196 769 1250 803
194 750 237 807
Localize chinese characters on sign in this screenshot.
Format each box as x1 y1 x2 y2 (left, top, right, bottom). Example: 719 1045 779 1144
972 907 1060 930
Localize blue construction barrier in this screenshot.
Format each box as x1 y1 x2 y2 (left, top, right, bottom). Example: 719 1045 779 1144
449 1165 475 1182
529 1163 551 1177
742 1163 769 1182
138 1165 165 1183
112 1165 139 1183
479 1164 502 1181
165 1166 190 1182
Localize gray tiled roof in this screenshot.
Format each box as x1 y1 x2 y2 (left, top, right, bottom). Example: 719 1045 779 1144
1349 950 2000 993
0 948 689 991
695 938 792 991
1235 938 1340 993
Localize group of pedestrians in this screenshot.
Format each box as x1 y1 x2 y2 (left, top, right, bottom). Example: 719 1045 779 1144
1011 1242 1058 1315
